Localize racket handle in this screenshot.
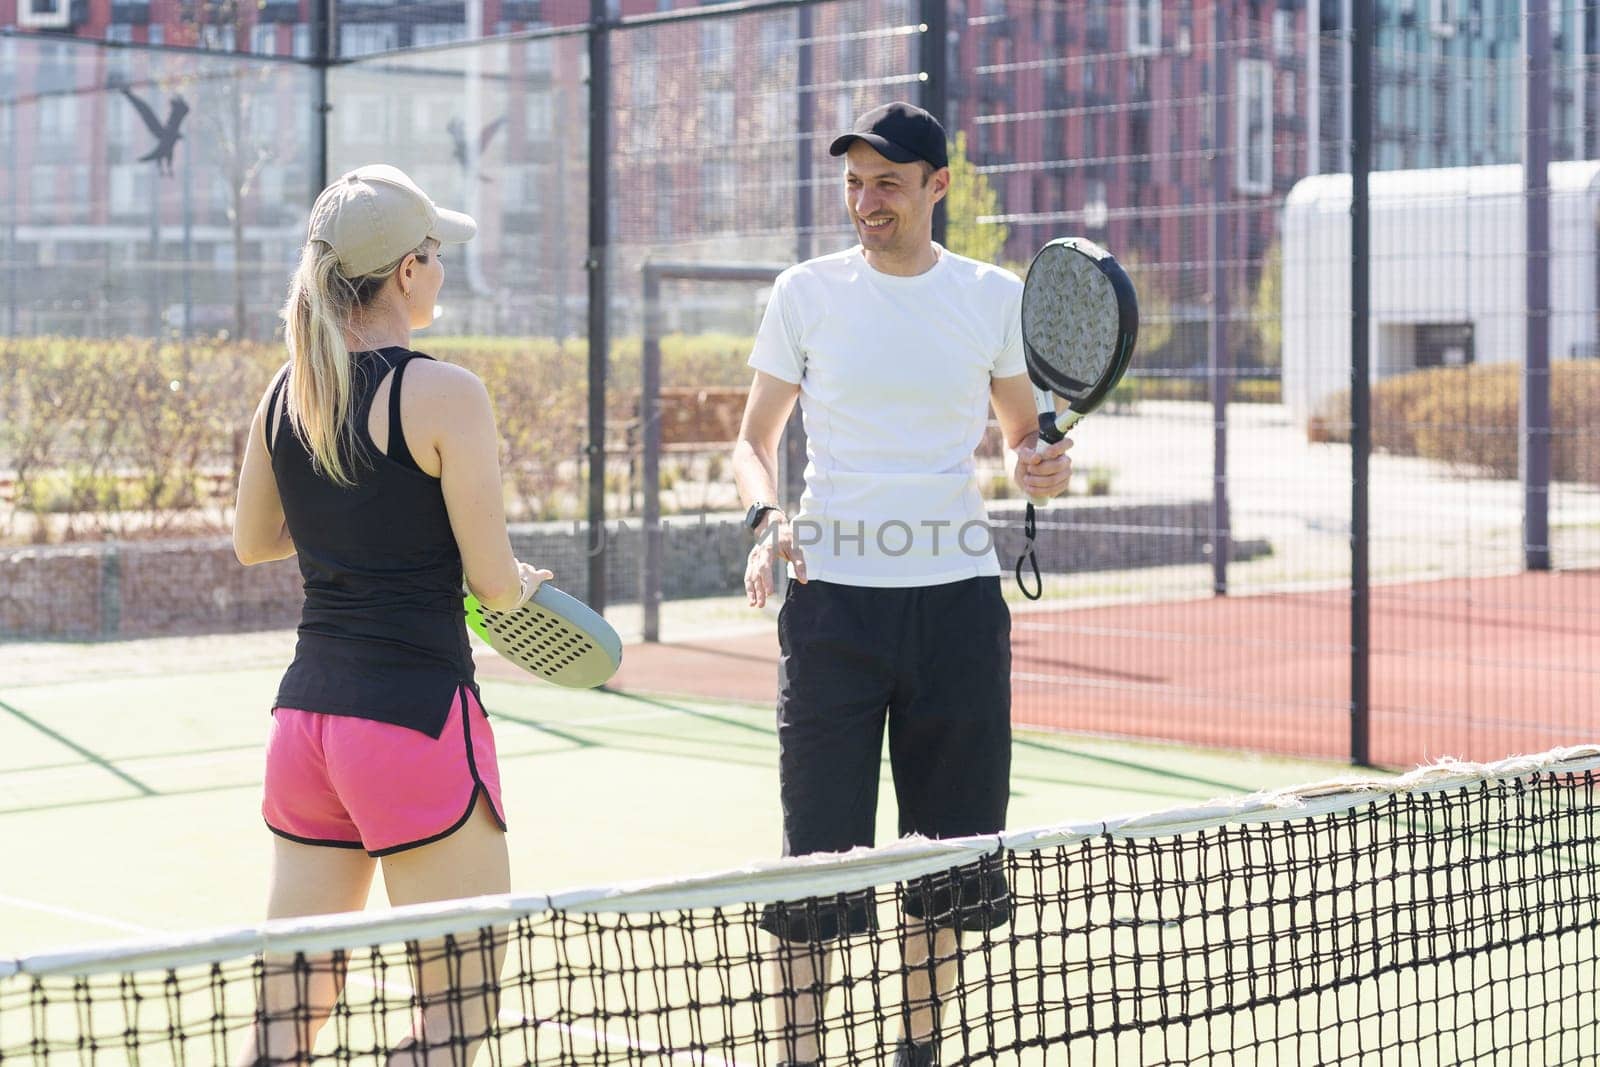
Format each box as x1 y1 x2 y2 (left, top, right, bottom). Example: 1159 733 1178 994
1026 410 1081 507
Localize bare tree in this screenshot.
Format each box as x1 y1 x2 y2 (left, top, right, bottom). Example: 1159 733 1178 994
176 0 276 341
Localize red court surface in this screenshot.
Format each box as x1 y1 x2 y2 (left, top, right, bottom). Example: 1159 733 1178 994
605 571 1600 770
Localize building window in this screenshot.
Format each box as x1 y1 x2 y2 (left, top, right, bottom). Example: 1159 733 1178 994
837 14 862 80
340 95 387 144
701 160 737 231
631 40 658 151
292 25 311 57
1235 59 1273 194
412 24 466 48
110 162 153 216
656 165 674 239
524 38 554 81
501 165 545 216
758 19 791 77
38 95 78 147
525 95 554 142
1272 10 1294 57
251 99 279 144
702 89 734 145
1128 0 1160 56
105 24 134 80
30 166 54 210
761 90 790 143
1086 0 1108 45
411 97 453 141
251 24 277 55
200 24 235 51
1082 178 1108 230
62 164 91 221
701 22 735 88
1430 0 1456 36
340 24 399 58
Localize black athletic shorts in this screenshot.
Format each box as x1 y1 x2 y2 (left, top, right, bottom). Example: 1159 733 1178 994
759 576 1013 943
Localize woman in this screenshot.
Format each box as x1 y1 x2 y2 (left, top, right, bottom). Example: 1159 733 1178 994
233 164 546 1063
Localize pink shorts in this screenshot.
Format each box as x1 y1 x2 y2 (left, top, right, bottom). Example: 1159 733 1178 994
263 685 506 856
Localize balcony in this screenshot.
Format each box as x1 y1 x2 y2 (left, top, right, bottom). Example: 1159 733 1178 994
503 0 543 21
110 2 151 25
342 0 463 22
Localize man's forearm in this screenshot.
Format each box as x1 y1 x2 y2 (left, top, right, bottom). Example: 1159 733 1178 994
732 439 782 509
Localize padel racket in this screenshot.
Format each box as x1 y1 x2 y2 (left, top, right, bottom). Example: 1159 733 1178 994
1014 237 1139 597
464 583 622 688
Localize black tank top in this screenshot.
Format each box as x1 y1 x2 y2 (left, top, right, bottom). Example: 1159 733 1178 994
266 347 476 737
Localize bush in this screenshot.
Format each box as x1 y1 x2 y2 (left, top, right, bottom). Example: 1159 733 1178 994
1115 375 1282 405
0 333 755 543
1311 361 1600 483
0 337 281 540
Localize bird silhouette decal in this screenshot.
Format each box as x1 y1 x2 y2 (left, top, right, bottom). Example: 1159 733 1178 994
121 88 191 176
448 115 507 182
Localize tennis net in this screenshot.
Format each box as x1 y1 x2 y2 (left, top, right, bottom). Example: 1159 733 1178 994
4 746 1598 1065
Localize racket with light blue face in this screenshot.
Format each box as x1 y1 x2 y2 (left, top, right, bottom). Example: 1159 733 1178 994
463 583 622 688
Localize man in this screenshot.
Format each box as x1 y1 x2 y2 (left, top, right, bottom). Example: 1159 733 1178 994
731 101 1073 1067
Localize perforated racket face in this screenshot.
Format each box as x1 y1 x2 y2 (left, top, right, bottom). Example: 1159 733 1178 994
465 584 622 689
1021 238 1139 414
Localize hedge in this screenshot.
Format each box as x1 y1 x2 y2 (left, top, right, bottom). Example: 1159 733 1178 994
0 335 753 543
1113 375 1282 405
1310 361 1600 483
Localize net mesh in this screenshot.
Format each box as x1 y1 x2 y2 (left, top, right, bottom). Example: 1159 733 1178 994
5 747 1599 1065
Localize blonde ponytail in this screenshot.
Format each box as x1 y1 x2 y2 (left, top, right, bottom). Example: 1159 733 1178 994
279 240 424 486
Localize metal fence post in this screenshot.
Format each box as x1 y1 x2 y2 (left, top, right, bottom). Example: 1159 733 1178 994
1524 0 1552 572
641 265 663 642
1350 0 1373 766
1208 2 1231 596
919 0 948 246
586 0 613 613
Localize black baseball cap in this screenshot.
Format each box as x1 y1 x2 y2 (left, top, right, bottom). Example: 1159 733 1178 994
828 101 949 170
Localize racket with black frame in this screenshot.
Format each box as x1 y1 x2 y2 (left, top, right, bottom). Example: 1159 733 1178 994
464 583 622 688
1014 236 1139 599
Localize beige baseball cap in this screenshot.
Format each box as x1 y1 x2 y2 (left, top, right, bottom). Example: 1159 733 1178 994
307 164 477 277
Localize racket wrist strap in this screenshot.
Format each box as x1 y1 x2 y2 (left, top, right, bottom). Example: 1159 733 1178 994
1014 502 1043 602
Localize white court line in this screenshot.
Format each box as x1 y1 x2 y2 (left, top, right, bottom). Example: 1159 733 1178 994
492 704 769 733
2 704 772 787
0 894 162 937
2 749 261 788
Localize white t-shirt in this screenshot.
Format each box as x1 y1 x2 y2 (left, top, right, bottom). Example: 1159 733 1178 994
748 243 1026 587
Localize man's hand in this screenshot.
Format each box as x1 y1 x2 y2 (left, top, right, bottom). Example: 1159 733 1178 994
745 515 807 608
1012 433 1074 501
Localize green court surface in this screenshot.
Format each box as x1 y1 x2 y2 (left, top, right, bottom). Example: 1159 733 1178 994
0 653 1347 961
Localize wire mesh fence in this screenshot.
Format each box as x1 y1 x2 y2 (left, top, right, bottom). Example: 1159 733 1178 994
3 1 1598 766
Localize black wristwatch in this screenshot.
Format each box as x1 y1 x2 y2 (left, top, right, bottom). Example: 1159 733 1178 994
744 502 782 531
